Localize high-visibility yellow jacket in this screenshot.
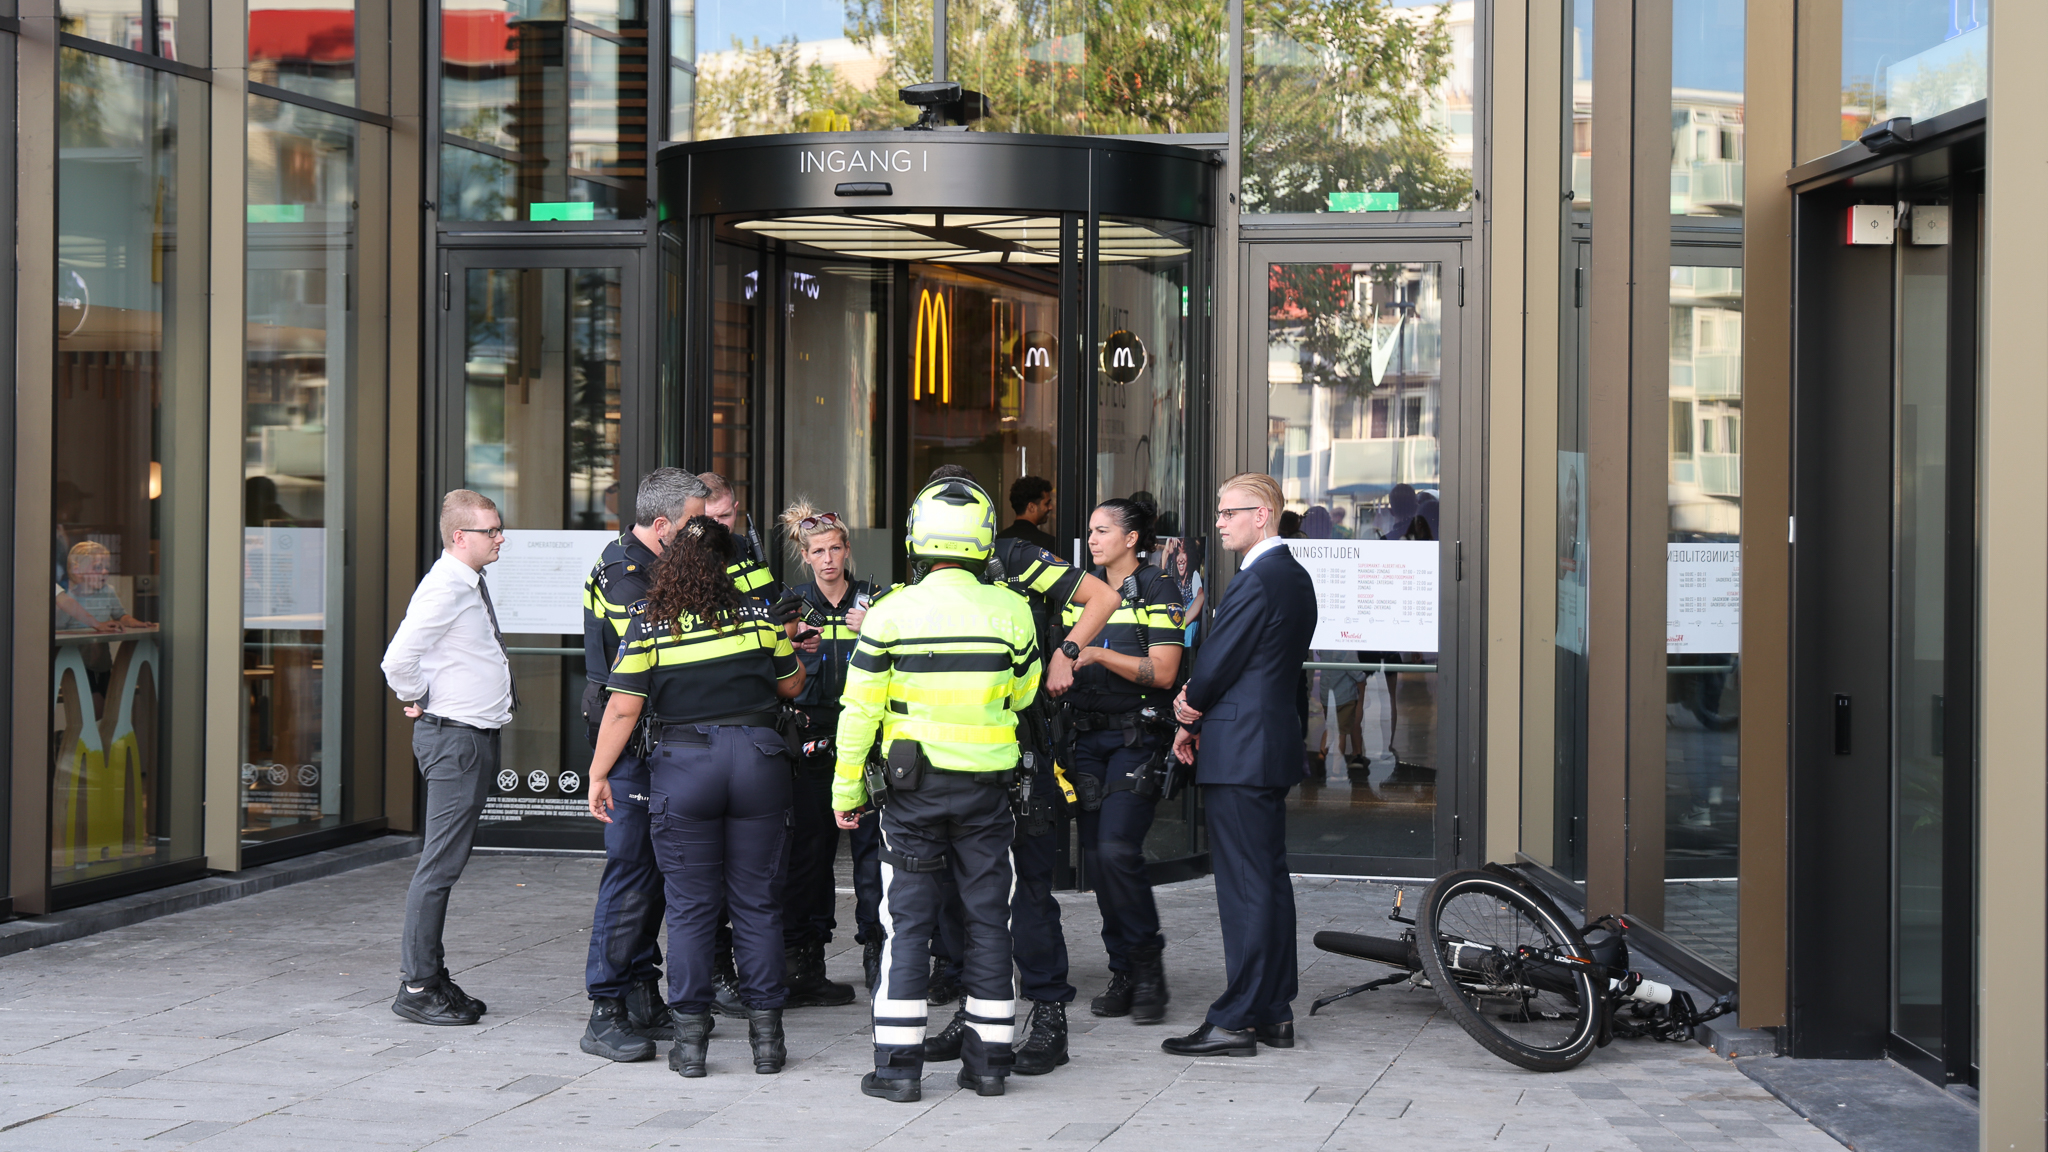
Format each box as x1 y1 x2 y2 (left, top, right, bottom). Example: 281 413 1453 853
832 566 1042 810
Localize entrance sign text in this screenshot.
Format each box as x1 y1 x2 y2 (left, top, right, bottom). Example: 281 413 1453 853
800 148 926 174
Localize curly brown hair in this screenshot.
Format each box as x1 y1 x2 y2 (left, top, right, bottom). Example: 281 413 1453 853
644 516 744 633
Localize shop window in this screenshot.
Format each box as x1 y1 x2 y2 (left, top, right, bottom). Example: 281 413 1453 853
250 0 356 106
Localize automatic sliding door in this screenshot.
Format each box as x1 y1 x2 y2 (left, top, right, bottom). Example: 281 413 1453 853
440 249 639 850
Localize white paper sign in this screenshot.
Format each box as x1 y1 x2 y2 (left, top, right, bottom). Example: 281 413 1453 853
244 527 326 628
488 530 615 636
1284 539 1439 653
1667 544 1741 654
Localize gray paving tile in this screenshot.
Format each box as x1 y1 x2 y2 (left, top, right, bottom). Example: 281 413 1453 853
148 1120 240 1143
1051 1122 1119 1141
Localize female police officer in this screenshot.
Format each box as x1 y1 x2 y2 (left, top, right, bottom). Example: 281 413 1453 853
587 516 806 1079
1062 498 1184 1026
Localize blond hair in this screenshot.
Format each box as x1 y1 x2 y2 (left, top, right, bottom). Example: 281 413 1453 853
1217 472 1284 517
438 489 499 548
697 472 734 502
779 498 850 567
67 540 112 571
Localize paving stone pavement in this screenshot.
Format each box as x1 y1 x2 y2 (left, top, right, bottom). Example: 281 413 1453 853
0 854 1847 1152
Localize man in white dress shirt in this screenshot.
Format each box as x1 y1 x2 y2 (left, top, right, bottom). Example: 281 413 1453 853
381 490 517 1027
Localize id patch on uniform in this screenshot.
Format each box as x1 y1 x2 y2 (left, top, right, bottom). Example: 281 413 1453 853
1166 604 1186 628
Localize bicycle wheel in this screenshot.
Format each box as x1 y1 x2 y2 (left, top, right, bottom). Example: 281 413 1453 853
1415 869 1602 1072
1312 931 1418 971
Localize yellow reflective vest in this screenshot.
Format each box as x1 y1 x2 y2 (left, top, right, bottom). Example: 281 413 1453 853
831 566 1042 810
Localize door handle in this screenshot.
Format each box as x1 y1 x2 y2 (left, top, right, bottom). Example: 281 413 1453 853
1833 694 1852 755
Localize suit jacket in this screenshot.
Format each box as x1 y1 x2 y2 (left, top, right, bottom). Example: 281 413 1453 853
1183 543 1318 787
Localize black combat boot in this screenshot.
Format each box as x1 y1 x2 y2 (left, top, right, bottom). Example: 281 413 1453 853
783 941 856 1007
747 1007 787 1073
862 937 884 993
1129 944 1169 1025
623 978 676 1040
1012 999 1069 1075
921 1002 968 1062
712 947 746 1018
668 1011 713 1078
861 1071 921 1103
927 957 965 1006
579 996 656 1062
1089 971 1133 1018
955 1067 1007 1096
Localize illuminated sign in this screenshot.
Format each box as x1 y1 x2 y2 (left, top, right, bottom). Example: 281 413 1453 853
913 288 951 403
1101 329 1147 384
800 148 927 174
1022 331 1057 384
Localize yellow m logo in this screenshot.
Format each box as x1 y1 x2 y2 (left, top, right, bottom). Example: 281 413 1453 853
913 288 951 403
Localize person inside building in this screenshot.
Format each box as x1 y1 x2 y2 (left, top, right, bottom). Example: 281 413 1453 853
999 475 1060 555
916 464 1117 1079
774 499 870 1006
830 476 1041 1103
576 468 709 1063
1063 498 1185 1026
587 516 806 1079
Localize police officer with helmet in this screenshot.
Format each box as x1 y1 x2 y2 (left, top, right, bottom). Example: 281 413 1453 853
576 468 710 1062
832 477 1042 1102
588 516 807 1079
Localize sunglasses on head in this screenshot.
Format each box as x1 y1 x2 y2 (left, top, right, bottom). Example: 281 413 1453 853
798 512 843 532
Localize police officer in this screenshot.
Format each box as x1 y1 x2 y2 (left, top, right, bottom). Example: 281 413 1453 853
1063 498 1184 1025
832 477 1042 1103
914 467 1116 1077
577 468 709 1062
588 516 807 1079
701 472 781 606
773 499 868 1004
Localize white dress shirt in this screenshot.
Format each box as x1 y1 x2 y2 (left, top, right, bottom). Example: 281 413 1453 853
381 552 515 730
1238 533 1288 570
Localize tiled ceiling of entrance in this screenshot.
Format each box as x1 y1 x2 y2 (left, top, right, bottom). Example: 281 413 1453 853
733 214 1186 264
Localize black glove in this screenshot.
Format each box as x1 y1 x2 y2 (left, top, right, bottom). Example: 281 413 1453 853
766 593 806 627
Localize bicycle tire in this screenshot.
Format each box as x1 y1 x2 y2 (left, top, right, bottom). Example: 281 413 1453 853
1312 931 1419 971
1415 869 1601 1073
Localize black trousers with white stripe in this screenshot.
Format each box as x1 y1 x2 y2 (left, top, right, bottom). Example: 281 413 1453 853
871 770 1017 1080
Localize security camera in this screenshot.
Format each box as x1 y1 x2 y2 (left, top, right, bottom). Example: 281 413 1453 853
899 81 962 108
899 82 992 131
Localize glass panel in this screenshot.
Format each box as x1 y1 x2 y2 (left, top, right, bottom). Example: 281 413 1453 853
1841 0 1987 144
1665 265 1742 974
1892 238 1948 1054
1094 217 1196 539
250 0 357 106
1266 260 1444 861
242 95 356 848
53 49 208 888
690 0 895 139
710 239 760 521
440 0 650 221
1568 0 1591 206
463 264 624 837
948 0 1227 135
1670 0 1742 220
778 249 891 577
1242 0 1474 214
60 0 181 56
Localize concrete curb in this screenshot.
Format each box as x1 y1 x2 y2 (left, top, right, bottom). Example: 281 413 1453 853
0 834 422 959
1735 1055 1977 1152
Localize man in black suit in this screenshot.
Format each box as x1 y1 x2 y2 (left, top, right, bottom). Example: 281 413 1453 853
1162 473 1316 1058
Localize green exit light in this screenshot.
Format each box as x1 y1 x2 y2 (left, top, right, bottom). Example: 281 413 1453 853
530 201 596 222
247 204 306 223
1327 191 1401 213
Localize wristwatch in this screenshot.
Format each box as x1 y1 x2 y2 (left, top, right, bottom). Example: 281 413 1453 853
1059 640 1081 661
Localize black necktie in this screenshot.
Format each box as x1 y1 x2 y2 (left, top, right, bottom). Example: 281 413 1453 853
477 575 520 713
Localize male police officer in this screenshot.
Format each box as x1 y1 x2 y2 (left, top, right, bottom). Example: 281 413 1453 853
833 477 1042 1103
700 472 781 606
578 469 710 1061
916 466 1117 1077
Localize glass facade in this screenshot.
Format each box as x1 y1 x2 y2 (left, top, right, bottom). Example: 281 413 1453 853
52 48 210 891
1840 0 1986 144
61 0 196 60
250 0 358 105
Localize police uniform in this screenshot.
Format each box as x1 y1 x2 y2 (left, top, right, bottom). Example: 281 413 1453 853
728 521 781 606
836 480 1041 1102
1062 563 1184 1022
577 531 669 1058
608 595 801 1077
779 577 875 1001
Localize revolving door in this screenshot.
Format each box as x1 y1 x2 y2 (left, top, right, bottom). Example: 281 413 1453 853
657 132 1216 871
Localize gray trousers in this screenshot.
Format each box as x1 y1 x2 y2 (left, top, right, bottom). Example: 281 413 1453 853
401 719 497 984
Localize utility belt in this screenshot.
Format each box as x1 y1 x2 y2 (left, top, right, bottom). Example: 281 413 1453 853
642 708 786 752
1057 702 1188 808
1063 704 1175 744
862 739 1031 833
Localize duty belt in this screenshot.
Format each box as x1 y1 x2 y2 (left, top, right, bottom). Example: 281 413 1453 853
653 710 781 741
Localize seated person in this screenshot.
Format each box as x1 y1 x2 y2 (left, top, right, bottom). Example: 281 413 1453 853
65 541 147 631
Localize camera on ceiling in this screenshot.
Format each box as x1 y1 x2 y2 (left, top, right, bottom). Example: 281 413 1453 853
899 81 992 131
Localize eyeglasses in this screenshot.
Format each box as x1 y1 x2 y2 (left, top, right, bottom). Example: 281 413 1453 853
798 512 843 532
1216 507 1263 520
456 524 504 539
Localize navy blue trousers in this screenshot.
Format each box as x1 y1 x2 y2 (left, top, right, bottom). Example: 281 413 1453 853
1071 729 1164 972
648 725 791 1013
585 752 665 999
1202 783 1297 1031
930 765 1067 998
781 761 843 946
849 814 883 943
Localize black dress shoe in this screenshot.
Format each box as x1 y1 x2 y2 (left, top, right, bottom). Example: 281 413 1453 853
861 1071 921 1103
391 982 479 1027
1255 1021 1295 1048
955 1068 1006 1096
1159 1022 1257 1058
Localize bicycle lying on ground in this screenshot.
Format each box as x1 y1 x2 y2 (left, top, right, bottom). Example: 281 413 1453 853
1309 863 1734 1072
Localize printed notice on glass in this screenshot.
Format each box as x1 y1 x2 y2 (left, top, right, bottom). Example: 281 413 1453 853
1283 540 1439 653
489 530 614 636
244 527 326 629
1667 544 1741 654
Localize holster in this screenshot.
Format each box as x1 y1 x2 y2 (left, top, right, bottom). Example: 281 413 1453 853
862 741 890 809
1008 754 1034 822
886 739 926 793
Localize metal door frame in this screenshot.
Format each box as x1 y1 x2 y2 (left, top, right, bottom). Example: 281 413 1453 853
1242 238 1473 880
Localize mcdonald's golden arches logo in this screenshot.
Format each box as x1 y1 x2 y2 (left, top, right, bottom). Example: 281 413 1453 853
913 288 951 403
